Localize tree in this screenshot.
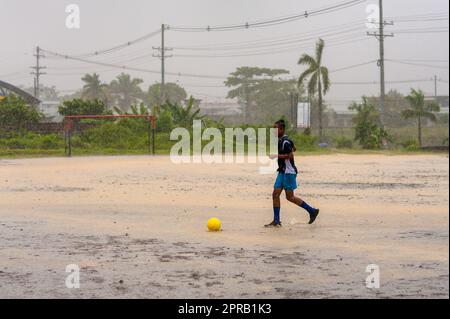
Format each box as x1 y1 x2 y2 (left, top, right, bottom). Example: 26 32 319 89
349 97 388 149
367 90 412 127
147 83 187 107
20 85 60 101
161 96 203 128
298 38 330 141
253 79 302 124
58 99 110 116
81 73 107 101
109 73 144 112
114 103 150 116
225 67 291 124
402 89 440 147
0 94 42 132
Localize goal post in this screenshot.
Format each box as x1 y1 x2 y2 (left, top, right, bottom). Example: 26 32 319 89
63 114 157 157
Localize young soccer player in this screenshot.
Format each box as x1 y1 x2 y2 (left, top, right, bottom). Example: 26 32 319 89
265 120 320 227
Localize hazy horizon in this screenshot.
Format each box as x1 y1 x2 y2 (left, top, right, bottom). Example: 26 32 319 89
1 0 449 110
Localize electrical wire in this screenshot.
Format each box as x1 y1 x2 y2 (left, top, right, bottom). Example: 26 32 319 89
169 0 367 32
173 36 370 58
42 49 227 79
386 59 450 69
172 21 367 51
329 60 378 73
58 29 161 58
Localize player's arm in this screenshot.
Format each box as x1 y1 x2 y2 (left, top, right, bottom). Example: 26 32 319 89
270 152 294 160
270 140 295 159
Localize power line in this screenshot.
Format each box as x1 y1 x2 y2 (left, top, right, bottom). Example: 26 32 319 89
173 37 369 58
387 12 449 22
169 0 367 32
386 59 450 69
387 58 449 63
332 78 435 85
393 26 449 34
329 60 378 73
0 69 30 79
394 17 449 23
63 29 161 58
41 49 227 80
172 22 367 51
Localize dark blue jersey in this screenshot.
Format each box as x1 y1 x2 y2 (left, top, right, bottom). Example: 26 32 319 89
277 135 298 174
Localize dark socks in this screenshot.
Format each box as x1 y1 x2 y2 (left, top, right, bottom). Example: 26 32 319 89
273 207 280 224
300 201 315 214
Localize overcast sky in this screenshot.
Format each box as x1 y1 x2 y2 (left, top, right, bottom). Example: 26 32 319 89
1 0 448 110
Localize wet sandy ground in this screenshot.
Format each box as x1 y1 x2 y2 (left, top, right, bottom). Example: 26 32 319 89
0 154 448 298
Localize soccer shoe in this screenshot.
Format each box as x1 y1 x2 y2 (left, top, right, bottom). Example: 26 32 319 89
308 209 320 224
264 221 282 228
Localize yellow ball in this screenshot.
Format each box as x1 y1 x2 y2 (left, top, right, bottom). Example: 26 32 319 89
207 218 221 232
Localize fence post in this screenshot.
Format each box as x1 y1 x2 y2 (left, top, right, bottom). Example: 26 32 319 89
152 128 155 155
64 119 73 157
152 117 156 156
68 129 72 157
148 118 152 155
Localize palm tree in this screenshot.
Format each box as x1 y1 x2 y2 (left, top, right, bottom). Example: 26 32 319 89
109 73 144 112
402 89 440 147
81 73 107 101
161 96 203 128
114 102 149 115
297 38 330 140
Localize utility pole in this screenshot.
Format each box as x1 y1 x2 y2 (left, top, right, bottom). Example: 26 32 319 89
153 24 173 105
240 84 247 124
367 0 394 127
434 75 438 98
30 46 46 99
289 92 299 130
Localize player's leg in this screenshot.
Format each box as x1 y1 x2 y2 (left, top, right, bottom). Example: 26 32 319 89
284 174 320 224
266 188 283 227
285 190 302 206
266 173 284 227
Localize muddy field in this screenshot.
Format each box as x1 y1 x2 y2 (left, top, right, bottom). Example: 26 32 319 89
0 154 448 298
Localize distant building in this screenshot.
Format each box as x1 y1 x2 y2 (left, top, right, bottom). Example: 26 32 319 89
326 110 355 128
433 96 449 113
198 99 242 117
39 101 63 122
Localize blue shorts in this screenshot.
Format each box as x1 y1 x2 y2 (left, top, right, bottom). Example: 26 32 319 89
274 173 298 191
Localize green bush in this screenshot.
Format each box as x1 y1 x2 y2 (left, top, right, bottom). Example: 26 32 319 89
400 139 419 151
157 111 174 132
117 117 148 134
39 134 63 149
58 99 110 116
0 132 63 150
349 98 389 149
292 133 317 151
335 136 353 149
81 123 135 149
3 138 27 149
0 94 42 132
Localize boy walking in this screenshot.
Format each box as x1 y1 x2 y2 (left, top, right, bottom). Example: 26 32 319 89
266 120 320 227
